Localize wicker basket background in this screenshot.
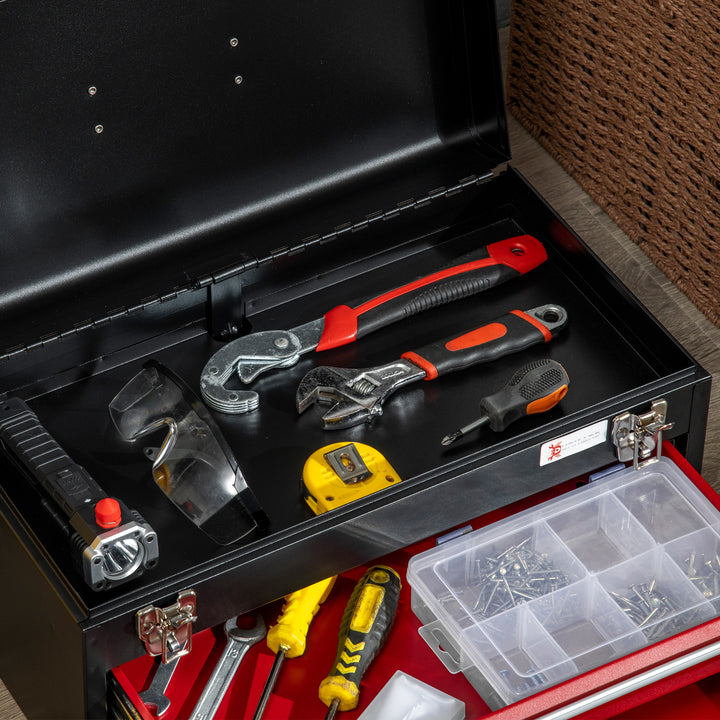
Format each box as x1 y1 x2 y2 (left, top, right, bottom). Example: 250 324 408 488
506 0 720 328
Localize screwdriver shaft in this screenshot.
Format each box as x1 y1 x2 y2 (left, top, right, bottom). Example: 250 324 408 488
441 359 569 445
251 648 286 720
324 698 340 720
252 575 336 720
441 415 489 445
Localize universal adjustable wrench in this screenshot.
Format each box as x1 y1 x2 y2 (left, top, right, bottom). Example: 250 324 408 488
200 235 547 414
296 304 568 429
189 615 266 720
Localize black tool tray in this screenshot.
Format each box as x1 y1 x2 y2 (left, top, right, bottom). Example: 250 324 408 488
0 2 711 718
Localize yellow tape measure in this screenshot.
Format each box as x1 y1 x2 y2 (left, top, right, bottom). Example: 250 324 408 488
302 442 401 514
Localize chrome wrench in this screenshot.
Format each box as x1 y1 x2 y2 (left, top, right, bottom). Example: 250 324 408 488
189 615 266 720
200 235 547 414
296 304 568 429
139 646 185 717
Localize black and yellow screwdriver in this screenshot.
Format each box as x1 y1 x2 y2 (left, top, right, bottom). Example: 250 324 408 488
441 358 570 446
319 565 402 719
252 575 337 720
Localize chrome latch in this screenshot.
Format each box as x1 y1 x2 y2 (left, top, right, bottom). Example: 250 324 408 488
136 589 197 663
612 399 674 470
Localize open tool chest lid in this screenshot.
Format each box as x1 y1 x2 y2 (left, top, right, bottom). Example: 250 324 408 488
0 0 508 356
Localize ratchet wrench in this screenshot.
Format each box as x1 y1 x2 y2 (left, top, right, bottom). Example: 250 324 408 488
296 304 568 429
200 235 547 414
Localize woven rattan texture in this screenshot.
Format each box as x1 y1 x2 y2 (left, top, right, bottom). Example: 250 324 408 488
506 0 720 328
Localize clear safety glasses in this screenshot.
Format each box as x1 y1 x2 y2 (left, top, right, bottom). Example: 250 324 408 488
109 361 266 545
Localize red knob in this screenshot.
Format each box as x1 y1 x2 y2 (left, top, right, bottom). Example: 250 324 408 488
95 498 122 529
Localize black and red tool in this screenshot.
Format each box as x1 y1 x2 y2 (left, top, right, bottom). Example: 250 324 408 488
441 358 570 445
199 234 547 414
296 304 568 429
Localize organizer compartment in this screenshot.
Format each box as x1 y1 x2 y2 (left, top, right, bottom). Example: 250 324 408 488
431 522 586 622
546 494 655 572
597 548 714 644
407 457 720 707
471 605 577 704
615 476 708 543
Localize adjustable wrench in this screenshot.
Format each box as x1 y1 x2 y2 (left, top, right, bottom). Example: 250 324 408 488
296 304 568 429
189 615 266 720
200 235 547 414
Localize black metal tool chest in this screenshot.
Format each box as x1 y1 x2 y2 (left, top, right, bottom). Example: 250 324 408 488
0 2 713 718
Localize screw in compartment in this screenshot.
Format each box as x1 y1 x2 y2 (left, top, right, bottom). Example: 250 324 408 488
470 539 569 619
683 549 720 599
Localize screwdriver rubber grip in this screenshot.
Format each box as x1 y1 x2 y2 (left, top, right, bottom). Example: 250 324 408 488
482 359 570 432
402 309 557 380
267 576 337 658
319 566 402 713
316 235 546 351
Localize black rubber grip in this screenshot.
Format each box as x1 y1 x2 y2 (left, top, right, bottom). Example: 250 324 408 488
480 359 570 431
328 566 401 689
403 310 552 379
0 397 106 517
316 236 548 352
356 264 519 339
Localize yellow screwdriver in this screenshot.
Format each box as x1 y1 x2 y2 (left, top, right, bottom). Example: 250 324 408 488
319 565 402 719
252 575 337 720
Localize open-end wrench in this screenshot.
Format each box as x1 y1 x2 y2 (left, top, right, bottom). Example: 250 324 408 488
296 304 568 429
200 235 547 414
189 615 266 720
139 644 185 717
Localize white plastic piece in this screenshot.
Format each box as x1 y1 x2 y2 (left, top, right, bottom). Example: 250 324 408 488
357 670 465 720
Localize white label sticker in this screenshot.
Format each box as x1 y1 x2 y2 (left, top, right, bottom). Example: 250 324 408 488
539 420 608 466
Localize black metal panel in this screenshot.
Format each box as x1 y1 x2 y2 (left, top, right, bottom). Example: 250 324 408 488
0 497 86 718
0 0 508 352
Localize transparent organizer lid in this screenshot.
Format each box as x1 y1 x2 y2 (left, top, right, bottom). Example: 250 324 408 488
407 457 720 682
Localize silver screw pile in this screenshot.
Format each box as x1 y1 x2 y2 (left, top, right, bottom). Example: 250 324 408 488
471 537 570 619
610 579 683 641
684 548 720 599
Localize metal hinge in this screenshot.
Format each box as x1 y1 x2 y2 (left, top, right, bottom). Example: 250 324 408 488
0 290 191 362
136 589 197 663
611 399 675 470
196 171 496 290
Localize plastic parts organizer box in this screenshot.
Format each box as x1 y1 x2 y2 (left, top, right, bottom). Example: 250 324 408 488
407 457 720 708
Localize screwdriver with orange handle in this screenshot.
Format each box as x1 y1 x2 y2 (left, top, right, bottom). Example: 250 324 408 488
252 575 337 720
319 565 402 719
441 358 570 445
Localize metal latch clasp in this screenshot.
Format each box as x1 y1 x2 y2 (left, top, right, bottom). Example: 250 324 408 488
612 399 674 470
136 589 197 663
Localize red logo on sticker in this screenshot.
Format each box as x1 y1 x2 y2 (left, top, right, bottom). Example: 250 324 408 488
547 443 563 462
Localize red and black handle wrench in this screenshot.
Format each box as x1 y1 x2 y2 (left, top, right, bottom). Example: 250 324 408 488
296 304 568 429
200 235 547 414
